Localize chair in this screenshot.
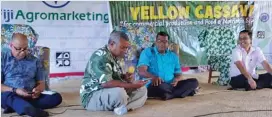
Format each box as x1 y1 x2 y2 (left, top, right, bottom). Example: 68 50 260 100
1 24 50 90
208 67 219 83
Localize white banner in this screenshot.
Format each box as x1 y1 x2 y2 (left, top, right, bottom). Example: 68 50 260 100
1 1 111 76
252 1 272 64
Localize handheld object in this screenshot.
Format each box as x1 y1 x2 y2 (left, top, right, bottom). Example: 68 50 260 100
41 91 56 95
128 66 135 74
142 79 149 82
142 78 152 82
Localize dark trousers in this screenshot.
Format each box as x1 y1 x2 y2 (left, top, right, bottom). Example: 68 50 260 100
230 73 272 90
1 91 62 115
148 78 199 99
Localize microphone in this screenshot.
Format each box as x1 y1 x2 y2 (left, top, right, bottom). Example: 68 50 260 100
128 66 135 74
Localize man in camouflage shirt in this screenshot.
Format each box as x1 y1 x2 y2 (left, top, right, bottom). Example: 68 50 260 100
80 31 147 115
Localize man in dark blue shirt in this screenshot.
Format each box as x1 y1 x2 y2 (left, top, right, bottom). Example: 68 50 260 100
1 33 62 117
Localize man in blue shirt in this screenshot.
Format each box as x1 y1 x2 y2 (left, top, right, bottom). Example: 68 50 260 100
137 32 199 100
1 33 62 117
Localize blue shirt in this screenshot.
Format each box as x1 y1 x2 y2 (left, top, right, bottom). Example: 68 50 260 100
1 49 45 91
137 46 182 87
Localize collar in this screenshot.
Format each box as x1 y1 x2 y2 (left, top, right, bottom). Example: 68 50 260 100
105 45 118 61
7 48 13 57
237 45 256 54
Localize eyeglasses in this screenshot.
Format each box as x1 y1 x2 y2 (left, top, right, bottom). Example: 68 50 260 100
12 44 28 52
157 40 169 44
239 37 250 41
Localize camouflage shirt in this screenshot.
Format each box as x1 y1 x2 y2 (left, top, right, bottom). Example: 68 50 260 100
198 27 237 85
80 45 124 108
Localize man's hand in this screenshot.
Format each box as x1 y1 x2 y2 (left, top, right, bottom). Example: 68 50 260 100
32 88 42 99
15 88 32 98
248 78 257 89
131 80 147 88
151 77 163 86
31 81 45 99
138 66 162 86
125 80 147 92
123 72 134 83
171 78 182 87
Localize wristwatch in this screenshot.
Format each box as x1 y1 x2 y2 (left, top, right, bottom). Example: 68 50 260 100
12 88 17 93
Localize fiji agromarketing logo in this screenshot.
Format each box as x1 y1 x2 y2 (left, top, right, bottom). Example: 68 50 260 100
1 1 109 23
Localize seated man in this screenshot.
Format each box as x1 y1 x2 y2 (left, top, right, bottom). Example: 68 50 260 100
137 31 199 100
230 30 272 90
1 33 62 117
80 31 147 115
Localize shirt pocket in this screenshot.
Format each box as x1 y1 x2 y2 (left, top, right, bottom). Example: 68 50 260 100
164 60 175 73
148 57 157 68
248 56 258 68
6 60 24 75
23 61 37 78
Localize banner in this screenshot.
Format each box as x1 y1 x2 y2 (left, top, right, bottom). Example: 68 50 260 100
1 1 111 77
252 1 272 65
110 1 254 67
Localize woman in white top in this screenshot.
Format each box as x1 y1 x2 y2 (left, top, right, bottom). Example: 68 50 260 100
229 30 272 91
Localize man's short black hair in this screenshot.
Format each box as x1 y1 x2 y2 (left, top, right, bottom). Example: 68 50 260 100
239 30 252 39
156 31 169 40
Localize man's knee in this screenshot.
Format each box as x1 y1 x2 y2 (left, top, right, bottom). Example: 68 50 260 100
1 92 18 104
229 79 235 87
186 78 199 88
136 87 147 98
261 73 272 79
1 92 16 98
268 73 272 77
127 87 147 110
229 78 239 88
42 92 62 109
51 93 62 107
158 82 173 93
138 86 147 102
1 92 16 108
111 88 128 103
